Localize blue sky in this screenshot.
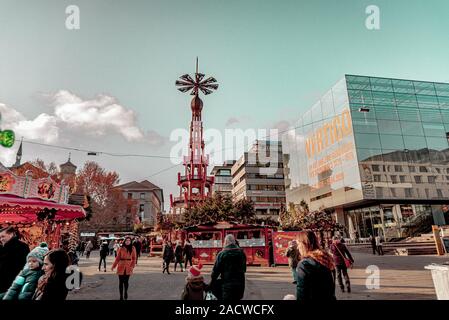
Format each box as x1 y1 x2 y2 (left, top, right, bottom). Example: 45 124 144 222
1 0 449 209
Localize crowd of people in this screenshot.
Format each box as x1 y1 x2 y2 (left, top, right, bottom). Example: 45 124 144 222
1 223 361 302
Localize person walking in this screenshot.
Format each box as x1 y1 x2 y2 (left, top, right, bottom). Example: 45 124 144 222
133 238 142 265
369 235 377 255
296 230 336 301
2 243 48 300
111 237 137 300
285 240 300 284
99 241 109 272
174 240 184 272
375 234 384 255
108 240 115 256
330 235 354 293
183 239 194 268
210 234 247 301
32 249 70 301
162 241 174 274
0 227 30 296
84 240 93 259
113 240 120 257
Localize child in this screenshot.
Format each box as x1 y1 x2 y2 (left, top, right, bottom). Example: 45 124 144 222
2 243 48 300
181 264 208 300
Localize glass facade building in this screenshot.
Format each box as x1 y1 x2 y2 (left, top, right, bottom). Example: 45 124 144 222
282 75 449 239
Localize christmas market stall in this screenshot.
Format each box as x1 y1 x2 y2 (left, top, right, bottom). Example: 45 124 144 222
184 221 274 266
0 163 86 249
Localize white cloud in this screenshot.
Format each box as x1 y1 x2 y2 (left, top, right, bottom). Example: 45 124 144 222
0 103 59 143
225 117 240 126
51 90 145 141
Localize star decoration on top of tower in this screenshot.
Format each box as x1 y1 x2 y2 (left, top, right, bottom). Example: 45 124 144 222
175 58 219 96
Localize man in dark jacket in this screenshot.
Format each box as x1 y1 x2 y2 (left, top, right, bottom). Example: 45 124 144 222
0 227 30 295
183 239 194 267
330 236 354 293
162 241 174 274
133 238 142 264
210 234 246 301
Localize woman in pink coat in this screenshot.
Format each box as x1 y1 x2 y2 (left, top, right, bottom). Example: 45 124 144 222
112 237 137 300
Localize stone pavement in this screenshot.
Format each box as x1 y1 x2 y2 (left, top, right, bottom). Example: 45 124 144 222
67 251 449 300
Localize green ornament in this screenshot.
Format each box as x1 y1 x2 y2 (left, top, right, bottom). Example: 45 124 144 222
0 130 15 148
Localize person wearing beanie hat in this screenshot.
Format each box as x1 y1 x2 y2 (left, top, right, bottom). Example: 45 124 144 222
181 264 208 300
1 243 47 300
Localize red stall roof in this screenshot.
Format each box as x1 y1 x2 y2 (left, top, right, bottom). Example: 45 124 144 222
0 194 86 223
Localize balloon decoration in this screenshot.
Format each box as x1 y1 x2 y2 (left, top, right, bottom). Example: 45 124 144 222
0 112 15 148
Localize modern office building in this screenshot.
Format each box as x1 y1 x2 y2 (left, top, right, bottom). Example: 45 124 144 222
232 140 286 220
282 75 449 239
211 160 235 196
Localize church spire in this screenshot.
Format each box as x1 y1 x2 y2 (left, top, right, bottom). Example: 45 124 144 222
13 137 23 167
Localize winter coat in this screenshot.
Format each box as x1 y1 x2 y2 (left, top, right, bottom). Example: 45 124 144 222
184 243 194 259
0 237 30 294
84 242 93 253
296 250 336 301
32 274 69 301
286 246 300 269
174 245 184 262
162 244 174 262
330 242 354 267
2 268 43 300
211 244 247 301
181 276 207 300
112 246 137 276
133 241 142 254
100 243 109 258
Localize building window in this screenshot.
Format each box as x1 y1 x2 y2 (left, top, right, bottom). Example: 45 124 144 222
374 175 381 182
425 189 430 198
390 188 396 197
139 204 144 212
399 176 406 183
394 165 403 172
419 166 428 173
435 168 441 174
409 166 416 173
127 193 133 199
126 206 131 214
405 188 413 198
437 189 443 198
428 176 436 183
375 187 383 197
414 176 422 184
372 165 380 172
140 193 145 199
390 175 398 184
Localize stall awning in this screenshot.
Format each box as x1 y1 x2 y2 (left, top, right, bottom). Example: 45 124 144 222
0 194 86 223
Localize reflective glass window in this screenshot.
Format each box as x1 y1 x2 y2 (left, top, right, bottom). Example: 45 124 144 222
374 105 399 120
413 81 436 95
400 121 424 136
440 109 449 123
356 148 383 162
353 119 378 134
395 93 418 107
397 107 421 122
370 77 393 92
372 91 395 106
423 123 445 137
380 134 405 150
377 120 401 135
437 96 449 109
420 109 443 123
355 133 381 149
346 75 371 90
403 135 427 150
435 83 449 97
350 104 377 120
416 94 439 109
426 137 449 151
392 79 415 94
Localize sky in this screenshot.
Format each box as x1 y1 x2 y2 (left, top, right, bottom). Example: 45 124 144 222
1 0 449 210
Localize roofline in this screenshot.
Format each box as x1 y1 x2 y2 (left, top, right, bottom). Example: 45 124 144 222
345 74 449 86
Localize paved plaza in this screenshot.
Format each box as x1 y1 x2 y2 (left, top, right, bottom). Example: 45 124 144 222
67 251 449 300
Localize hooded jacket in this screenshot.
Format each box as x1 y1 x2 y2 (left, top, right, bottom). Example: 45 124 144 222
0 237 30 294
286 246 300 269
296 250 336 301
2 268 44 300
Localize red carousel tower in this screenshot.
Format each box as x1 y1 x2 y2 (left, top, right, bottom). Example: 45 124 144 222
170 59 218 214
